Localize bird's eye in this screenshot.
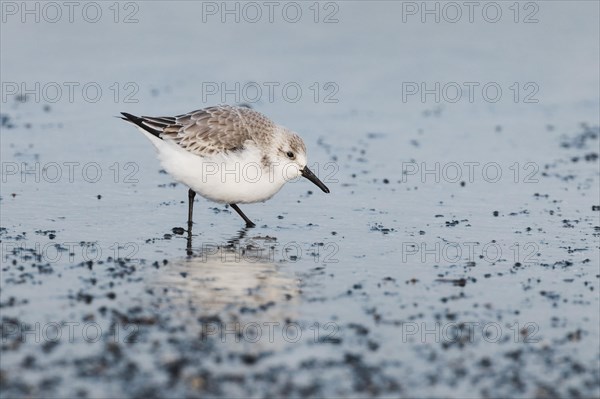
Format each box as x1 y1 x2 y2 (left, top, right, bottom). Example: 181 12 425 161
286 151 295 159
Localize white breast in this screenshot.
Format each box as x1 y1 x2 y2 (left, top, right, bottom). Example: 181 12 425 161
141 130 287 204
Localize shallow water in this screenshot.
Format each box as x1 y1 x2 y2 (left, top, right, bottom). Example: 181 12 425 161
1 1 599 398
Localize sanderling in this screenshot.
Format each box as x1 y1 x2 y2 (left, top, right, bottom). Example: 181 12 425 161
121 105 330 228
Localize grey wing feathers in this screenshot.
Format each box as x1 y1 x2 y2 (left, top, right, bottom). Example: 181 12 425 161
123 105 275 157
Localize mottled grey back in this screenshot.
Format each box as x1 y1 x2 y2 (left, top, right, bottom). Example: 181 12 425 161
139 105 276 156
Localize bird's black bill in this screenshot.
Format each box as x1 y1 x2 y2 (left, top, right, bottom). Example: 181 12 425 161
301 166 330 193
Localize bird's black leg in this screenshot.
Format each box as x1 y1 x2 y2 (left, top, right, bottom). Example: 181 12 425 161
188 189 196 229
186 189 196 256
229 204 256 228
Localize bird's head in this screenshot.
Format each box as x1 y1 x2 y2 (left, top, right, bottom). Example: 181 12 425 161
274 128 330 193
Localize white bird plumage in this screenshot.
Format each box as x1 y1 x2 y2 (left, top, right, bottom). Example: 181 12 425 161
121 105 329 228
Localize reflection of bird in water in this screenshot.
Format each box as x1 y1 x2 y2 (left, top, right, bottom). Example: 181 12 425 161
152 228 299 319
